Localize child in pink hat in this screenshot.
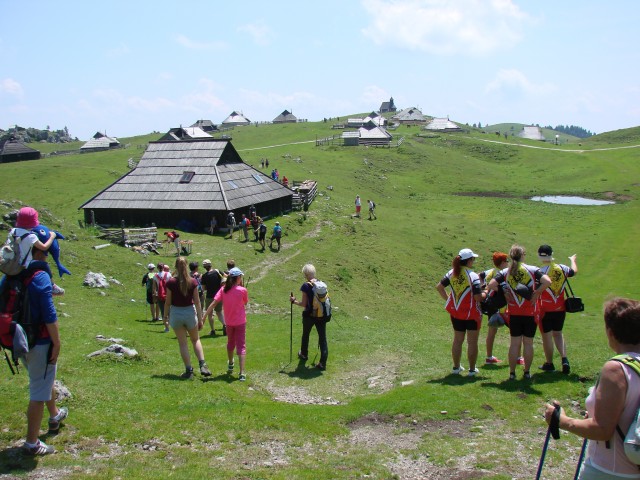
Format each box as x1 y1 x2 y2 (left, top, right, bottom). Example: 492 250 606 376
11 207 56 268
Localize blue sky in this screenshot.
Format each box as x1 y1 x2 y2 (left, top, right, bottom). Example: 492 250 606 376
1 0 638 140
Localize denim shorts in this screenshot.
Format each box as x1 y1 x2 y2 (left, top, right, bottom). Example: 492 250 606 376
169 305 197 330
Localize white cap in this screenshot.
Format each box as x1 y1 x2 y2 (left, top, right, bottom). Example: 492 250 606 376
458 248 479 260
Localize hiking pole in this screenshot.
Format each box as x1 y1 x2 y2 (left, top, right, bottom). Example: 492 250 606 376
2 347 16 375
536 404 560 480
573 438 588 480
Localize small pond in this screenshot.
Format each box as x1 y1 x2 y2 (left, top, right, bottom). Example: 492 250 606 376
531 195 615 206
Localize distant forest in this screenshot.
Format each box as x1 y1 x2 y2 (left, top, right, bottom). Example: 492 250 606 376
544 124 594 138
0 125 78 144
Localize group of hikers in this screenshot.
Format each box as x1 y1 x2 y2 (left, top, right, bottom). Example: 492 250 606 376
224 208 283 251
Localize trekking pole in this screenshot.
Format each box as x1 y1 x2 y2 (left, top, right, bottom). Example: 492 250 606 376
536 404 560 480
573 438 588 480
2 347 16 375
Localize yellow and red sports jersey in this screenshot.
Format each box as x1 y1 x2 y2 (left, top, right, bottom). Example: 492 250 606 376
441 267 482 321
539 263 575 313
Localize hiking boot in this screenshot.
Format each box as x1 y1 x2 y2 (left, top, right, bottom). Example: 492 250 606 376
468 368 479 377
523 371 532 380
51 284 65 296
485 356 502 364
23 440 55 456
452 366 465 375
517 357 525 365
239 373 246 382
180 368 194 379
227 362 234 373
315 362 326 371
562 359 571 374
199 363 211 377
48 406 68 433
209 329 216 336
297 352 308 361
539 362 556 372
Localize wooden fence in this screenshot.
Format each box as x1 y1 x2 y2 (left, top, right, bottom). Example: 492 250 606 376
98 226 157 246
291 180 318 211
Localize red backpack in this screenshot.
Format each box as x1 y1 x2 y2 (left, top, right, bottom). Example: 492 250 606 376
156 273 168 302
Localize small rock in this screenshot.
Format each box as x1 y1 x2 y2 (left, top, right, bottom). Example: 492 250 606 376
401 380 414 386
440 411 448 415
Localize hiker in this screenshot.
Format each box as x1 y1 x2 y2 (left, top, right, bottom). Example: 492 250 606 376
537 245 578 374
189 261 204 309
4 207 56 277
367 199 376 220
479 252 509 365
7 231 68 455
354 195 361 217
163 257 211 379
226 212 236 239
436 248 485 377
282 176 289 188
544 297 640 479
164 230 180 256
208 217 217 236
487 244 551 380
290 264 329 370
269 222 282 251
251 215 260 241
204 267 248 381
201 258 227 336
154 263 172 332
142 263 159 321
258 218 267 251
240 214 249 242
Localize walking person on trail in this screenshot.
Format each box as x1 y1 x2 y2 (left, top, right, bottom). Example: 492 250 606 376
367 199 377 220
204 268 248 381
226 212 236 239
537 245 578 374
544 297 640 479
163 257 211 379
154 263 172 332
270 222 282 251
240 214 249 242
142 263 159 321
201 259 228 336
436 248 485 377
486 244 551 381
6 232 68 455
479 252 509 365
290 264 329 371
258 219 267 251
354 195 361 217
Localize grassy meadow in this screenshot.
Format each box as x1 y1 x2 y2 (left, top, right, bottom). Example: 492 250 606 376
1 119 639 479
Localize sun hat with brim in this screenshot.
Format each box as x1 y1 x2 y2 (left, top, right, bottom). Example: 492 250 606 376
458 248 479 261
16 207 39 229
228 267 243 277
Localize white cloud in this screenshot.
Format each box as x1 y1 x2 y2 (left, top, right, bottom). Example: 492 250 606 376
361 85 389 105
180 78 227 112
485 69 556 96
238 20 273 47
361 0 528 56
175 34 226 50
0 78 24 97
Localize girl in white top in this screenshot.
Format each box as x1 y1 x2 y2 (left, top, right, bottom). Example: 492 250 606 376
544 297 640 479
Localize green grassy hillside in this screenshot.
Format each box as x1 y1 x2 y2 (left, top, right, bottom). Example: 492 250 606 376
1 119 639 479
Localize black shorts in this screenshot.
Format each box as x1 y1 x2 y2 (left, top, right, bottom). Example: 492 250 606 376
259 232 266 240
451 317 478 332
508 315 536 338
540 311 566 333
146 291 155 305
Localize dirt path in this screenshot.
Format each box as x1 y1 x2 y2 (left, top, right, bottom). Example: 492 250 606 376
466 136 640 153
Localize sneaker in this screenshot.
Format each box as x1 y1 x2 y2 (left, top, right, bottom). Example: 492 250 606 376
23 440 55 456
509 372 516 380
51 284 65 296
485 356 502 364
315 362 326 371
539 362 556 372
468 368 479 377
48 406 68 433
239 373 246 382
199 363 212 377
517 357 525 365
523 371 532 380
180 368 194 379
163 327 170 333
562 359 571 374
227 362 234 373
209 330 216 336
297 352 308 361
452 366 466 375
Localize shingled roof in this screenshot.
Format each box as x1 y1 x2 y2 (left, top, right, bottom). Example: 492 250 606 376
222 111 251 126
273 110 297 123
0 137 41 163
79 138 292 227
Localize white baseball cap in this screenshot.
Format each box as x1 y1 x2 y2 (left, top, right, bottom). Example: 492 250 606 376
458 248 479 260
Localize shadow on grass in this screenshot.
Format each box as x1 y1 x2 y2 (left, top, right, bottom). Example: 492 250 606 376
151 373 187 381
0 447 37 475
279 360 323 380
202 373 237 384
426 374 544 394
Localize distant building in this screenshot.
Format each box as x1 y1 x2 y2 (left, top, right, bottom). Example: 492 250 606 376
158 126 211 141
272 110 297 124
79 137 292 229
81 132 121 152
363 111 387 127
518 126 546 141
0 136 41 163
424 118 462 133
222 111 251 127
358 121 392 146
190 120 218 132
393 107 427 125
341 131 360 147
379 97 397 113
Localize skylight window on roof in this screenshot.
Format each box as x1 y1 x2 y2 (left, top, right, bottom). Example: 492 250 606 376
227 180 239 189
179 171 195 183
252 173 265 184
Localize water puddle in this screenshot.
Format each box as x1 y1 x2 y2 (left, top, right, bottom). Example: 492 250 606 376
531 195 615 206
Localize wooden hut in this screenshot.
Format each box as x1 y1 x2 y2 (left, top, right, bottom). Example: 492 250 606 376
0 137 41 163
81 132 120 152
272 110 297 124
190 119 218 132
79 137 292 229
222 111 251 127
424 118 461 133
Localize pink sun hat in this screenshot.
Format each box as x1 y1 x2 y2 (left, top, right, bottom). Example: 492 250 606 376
16 207 39 229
